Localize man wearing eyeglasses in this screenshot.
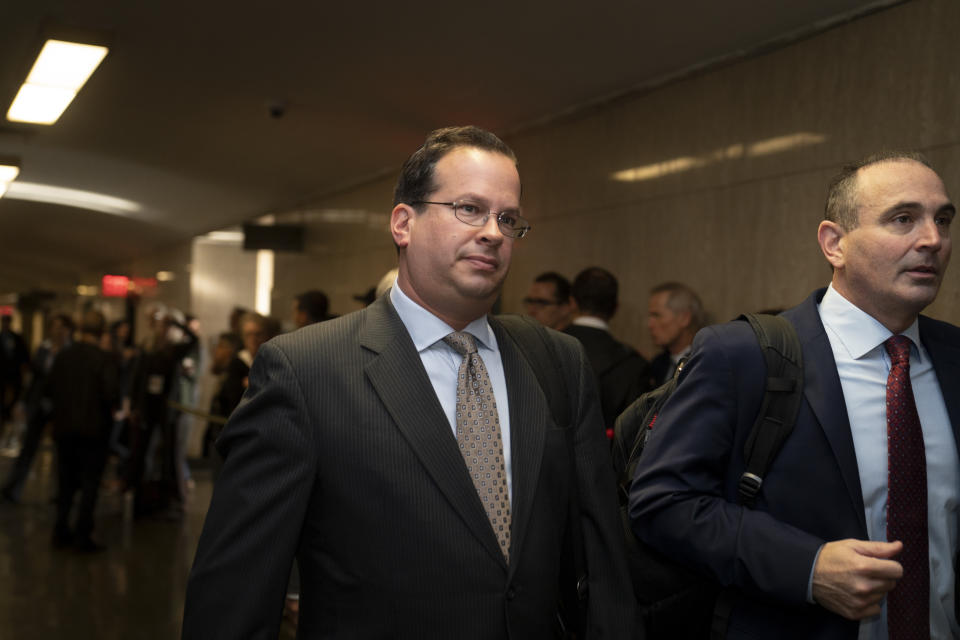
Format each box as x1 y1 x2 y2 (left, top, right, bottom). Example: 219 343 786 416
183 126 635 639
523 272 575 330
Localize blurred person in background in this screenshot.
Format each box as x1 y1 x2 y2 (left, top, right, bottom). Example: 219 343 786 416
48 310 117 552
2 313 74 503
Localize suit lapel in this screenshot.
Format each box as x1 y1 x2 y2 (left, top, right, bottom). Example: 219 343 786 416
786 290 867 531
919 316 960 456
490 319 547 574
360 296 507 566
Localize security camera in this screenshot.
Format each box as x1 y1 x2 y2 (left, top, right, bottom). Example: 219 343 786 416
268 101 287 119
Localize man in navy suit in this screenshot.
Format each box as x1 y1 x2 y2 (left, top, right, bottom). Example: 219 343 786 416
183 126 634 639
630 151 959 639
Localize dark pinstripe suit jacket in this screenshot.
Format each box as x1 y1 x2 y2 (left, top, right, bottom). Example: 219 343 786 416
182 295 635 639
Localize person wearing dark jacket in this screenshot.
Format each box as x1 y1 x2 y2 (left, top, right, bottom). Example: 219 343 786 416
2 313 74 503
48 310 117 551
565 267 652 434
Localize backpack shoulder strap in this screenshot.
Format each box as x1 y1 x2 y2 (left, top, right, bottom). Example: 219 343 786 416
736 312 804 507
495 314 571 429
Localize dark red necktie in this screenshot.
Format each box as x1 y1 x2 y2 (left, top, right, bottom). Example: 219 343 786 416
884 335 929 639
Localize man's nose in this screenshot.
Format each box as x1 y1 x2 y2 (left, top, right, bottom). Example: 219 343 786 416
916 215 945 251
477 213 505 243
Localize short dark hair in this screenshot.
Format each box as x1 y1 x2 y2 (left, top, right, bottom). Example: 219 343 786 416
79 310 106 338
650 281 705 332
393 126 518 208
218 331 243 353
825 151 932 231
295 290 330 324
572 267 618 320
533 271 571 303
55 313 76 333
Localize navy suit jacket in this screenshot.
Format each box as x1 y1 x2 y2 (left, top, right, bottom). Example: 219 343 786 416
629 289 960 639
183 295 635 639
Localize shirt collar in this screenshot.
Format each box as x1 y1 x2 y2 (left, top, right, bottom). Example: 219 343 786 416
389 283 495 352
819 284 921 360
572 315 609 331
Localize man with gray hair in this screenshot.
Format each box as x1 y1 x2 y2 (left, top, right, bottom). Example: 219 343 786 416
631 151 959 638
647 281 704 385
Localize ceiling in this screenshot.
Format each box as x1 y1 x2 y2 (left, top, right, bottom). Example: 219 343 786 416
0 0 900 295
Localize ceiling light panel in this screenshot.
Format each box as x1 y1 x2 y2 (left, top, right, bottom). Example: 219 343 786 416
26 40 108 89
6 39 108 125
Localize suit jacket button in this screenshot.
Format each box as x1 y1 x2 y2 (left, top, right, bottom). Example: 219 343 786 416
506 586 517 600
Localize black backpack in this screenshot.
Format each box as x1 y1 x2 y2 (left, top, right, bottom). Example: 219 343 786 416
611 313 804 638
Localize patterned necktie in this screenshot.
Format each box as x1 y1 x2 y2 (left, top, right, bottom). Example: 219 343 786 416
884 335 929 639
443 331 511 561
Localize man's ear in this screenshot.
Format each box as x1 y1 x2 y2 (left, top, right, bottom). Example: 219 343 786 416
818 220 846 270
678 310 692 330
391 204 414 248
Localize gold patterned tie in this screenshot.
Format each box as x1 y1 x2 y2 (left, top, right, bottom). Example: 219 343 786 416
443 331 511 560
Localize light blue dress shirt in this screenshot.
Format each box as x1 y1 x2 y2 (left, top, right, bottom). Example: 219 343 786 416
390 284 513 500
818 285 959 639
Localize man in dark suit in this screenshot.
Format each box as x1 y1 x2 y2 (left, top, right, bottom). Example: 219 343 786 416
565 267 652 434
48 310 117 551
629 151 959 638
183 126 635 639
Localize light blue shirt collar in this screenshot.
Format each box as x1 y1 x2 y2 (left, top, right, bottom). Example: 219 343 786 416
819 284 922 362
389 283 495 353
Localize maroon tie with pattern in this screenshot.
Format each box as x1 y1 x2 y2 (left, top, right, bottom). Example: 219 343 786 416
443 331 512 561
884 335 929 639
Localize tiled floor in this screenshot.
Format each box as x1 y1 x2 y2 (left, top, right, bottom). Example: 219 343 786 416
0 441 297 639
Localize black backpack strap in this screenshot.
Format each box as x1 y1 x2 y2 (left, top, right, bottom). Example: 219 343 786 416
713 313 805 639
494 314 585 636
736 313 804 508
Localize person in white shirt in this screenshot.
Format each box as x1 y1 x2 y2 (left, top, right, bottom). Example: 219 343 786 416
630 151 959 639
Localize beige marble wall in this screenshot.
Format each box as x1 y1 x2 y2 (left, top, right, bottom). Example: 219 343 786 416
110 0 960 358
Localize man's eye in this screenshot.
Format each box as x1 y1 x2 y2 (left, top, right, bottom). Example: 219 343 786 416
893 214 912 224
936 214 953 227
458 203 482 215
499 213 519 227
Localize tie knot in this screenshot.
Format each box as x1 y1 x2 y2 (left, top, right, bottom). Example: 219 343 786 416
443 331 478 356
884 335 912 366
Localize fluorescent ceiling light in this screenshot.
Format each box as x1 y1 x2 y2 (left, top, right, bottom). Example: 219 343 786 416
201 230 245 244
7 85 77 125
0 164 20 183
0 162 19 199
5 181 141 215
7 39 108 125
612 133 827 183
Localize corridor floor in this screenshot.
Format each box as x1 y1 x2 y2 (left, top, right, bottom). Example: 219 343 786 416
0 442 297 639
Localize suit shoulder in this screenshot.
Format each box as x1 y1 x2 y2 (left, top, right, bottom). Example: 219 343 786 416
541 324 588 362
692 318 760 353
261 310 366 366
919 314 960 340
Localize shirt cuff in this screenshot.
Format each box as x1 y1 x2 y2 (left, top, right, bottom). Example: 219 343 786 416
807 544 824 604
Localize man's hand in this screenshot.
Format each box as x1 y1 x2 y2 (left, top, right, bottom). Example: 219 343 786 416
812 538 903 620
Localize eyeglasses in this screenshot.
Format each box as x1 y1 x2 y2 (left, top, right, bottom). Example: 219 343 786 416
411 200 531 238
522 297 560 307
